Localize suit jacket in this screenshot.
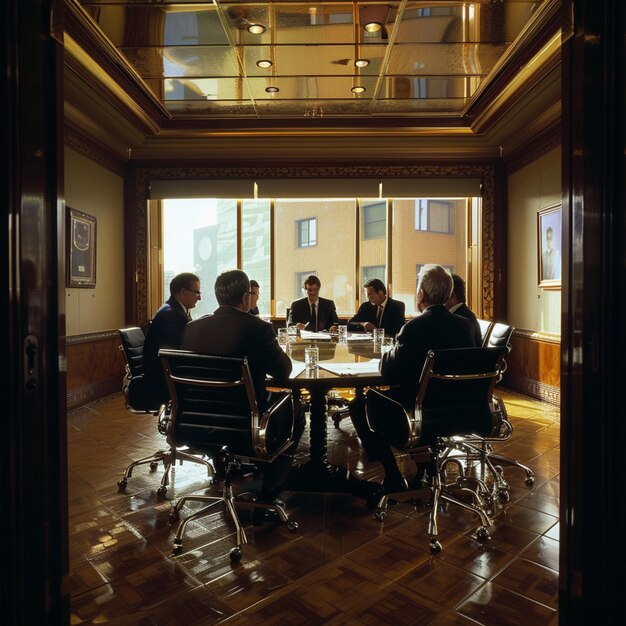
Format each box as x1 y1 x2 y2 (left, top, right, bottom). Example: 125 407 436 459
143 297 189 401
381 304 475 408
288 296 339 332
453 302 482 347
347 297 406 337
182 306 292 411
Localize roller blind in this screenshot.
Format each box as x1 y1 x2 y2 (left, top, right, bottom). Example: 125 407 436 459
149 177 482 199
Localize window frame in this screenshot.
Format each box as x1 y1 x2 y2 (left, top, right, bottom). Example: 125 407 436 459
297 217 317 248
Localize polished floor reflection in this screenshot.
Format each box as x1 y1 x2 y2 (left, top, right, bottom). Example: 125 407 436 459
68 390 560 624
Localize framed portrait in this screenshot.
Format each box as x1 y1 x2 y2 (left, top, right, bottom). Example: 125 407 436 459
537 203 561 290
66 207 97 288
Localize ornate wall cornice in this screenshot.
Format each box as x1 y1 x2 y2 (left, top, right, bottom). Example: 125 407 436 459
130 163 496 327
505 122 562 174
64 123 126 177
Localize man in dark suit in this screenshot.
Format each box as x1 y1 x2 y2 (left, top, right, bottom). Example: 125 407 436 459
349 265 475 493
248 279 260 316
288 274 339 332
447 274 482 346
182 270 305 520
143 272 201 405
347 278 406 337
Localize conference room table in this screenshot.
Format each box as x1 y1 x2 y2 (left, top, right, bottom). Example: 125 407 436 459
276 334 389 503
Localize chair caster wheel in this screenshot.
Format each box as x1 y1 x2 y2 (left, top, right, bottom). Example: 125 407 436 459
169 511 179 524
287 521 299 532
525 475 535 487
172 543 182 556
157 486 168 498
429 539 442 554
375 510 387 522
497 489 510 502
230 547 242 561
476 526 490 542
149 461 159 472
117 478 127 491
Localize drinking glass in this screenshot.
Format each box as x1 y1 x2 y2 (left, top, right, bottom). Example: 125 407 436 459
372 328 384 345
338 325 348 342
381 336 394 354
277 327 288 346
304 346 319 370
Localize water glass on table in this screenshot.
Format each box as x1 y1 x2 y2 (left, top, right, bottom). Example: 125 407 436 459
372 328 384 346
338 325 348 343
381 336 394 354
304 345 319 370
277 327 288 346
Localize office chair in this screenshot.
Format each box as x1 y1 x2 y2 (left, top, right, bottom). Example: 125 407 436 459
366 346 509 553
116 327 213 497
449 322 535 500
477 319 495 347
160 349 299 559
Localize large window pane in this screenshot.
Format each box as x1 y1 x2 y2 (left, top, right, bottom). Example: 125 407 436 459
162 198 236 317
242 200 271 316
274 199 356 317
392 198 468 316
360 198 387 292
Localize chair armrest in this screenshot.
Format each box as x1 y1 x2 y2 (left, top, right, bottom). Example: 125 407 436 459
255 391 294 459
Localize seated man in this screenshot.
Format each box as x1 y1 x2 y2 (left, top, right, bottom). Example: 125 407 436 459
143 272 201 405
447 273 482 346
288 274 339 332
182 269 305 523
349 264 475 493
347 278 406 337
248 279 260 316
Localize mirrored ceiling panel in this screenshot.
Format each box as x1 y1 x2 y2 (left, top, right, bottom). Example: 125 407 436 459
77 0 546 120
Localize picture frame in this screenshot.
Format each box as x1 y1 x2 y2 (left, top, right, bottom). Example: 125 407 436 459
66 207 97 288
537 203 562 290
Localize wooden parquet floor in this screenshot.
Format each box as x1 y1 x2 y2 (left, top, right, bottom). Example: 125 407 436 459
68 390 560 625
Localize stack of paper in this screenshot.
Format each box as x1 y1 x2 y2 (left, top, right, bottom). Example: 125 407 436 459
300 330 332 341
319 360 381 376
347 333 372 341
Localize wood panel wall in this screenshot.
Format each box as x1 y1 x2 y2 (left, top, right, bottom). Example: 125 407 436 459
66 331 125 410
503 328 560 407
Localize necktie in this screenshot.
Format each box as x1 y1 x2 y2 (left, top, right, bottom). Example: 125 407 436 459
311 303 317 332
187 311 192 322
375 306 383 328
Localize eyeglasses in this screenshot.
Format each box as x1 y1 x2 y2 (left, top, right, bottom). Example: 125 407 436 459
187 289 201 296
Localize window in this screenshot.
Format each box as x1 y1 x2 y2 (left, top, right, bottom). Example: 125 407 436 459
362 265 386 286
297 217 317 248
242 200 271 316
415 200 453 234
363 201 386 239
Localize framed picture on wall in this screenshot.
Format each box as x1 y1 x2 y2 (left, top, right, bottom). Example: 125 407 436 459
537 203 561 290
66 207 97 288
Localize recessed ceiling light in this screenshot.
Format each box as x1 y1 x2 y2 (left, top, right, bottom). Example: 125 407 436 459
256 59 272 68
351 86 366 94
247 23 266 35
363 22 382 33
355 58 370 68
265 86 279 93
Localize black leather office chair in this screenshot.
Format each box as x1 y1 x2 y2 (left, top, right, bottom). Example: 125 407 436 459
485 322 514 352
116 327 213 497
160 349 299 559
366 346 509 553
477 319 495 347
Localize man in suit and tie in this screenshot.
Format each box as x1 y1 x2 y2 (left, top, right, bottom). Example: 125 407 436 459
347 278 406 337
248 279 260 316
143 272 201 404
349 265 475 493
288 274 339 332
447 274 482 346
182 270 305 523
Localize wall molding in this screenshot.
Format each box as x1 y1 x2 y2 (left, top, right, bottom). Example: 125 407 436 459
504 373 560 408
64 122 126 177
505 122 561 175
66 329 119 345
513 327 561 344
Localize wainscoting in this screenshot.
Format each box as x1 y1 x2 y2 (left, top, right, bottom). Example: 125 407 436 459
67 330 125 410
503 329 560 407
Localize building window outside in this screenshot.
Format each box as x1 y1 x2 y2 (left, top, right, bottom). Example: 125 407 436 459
363 201 386 239
297 217 317 248
415 199 453 233
362 265 386 286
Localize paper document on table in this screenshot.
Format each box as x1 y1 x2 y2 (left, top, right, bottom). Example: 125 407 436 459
319 360 381 376
289 361 307 378
300 330 332 341
347 333 372 341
